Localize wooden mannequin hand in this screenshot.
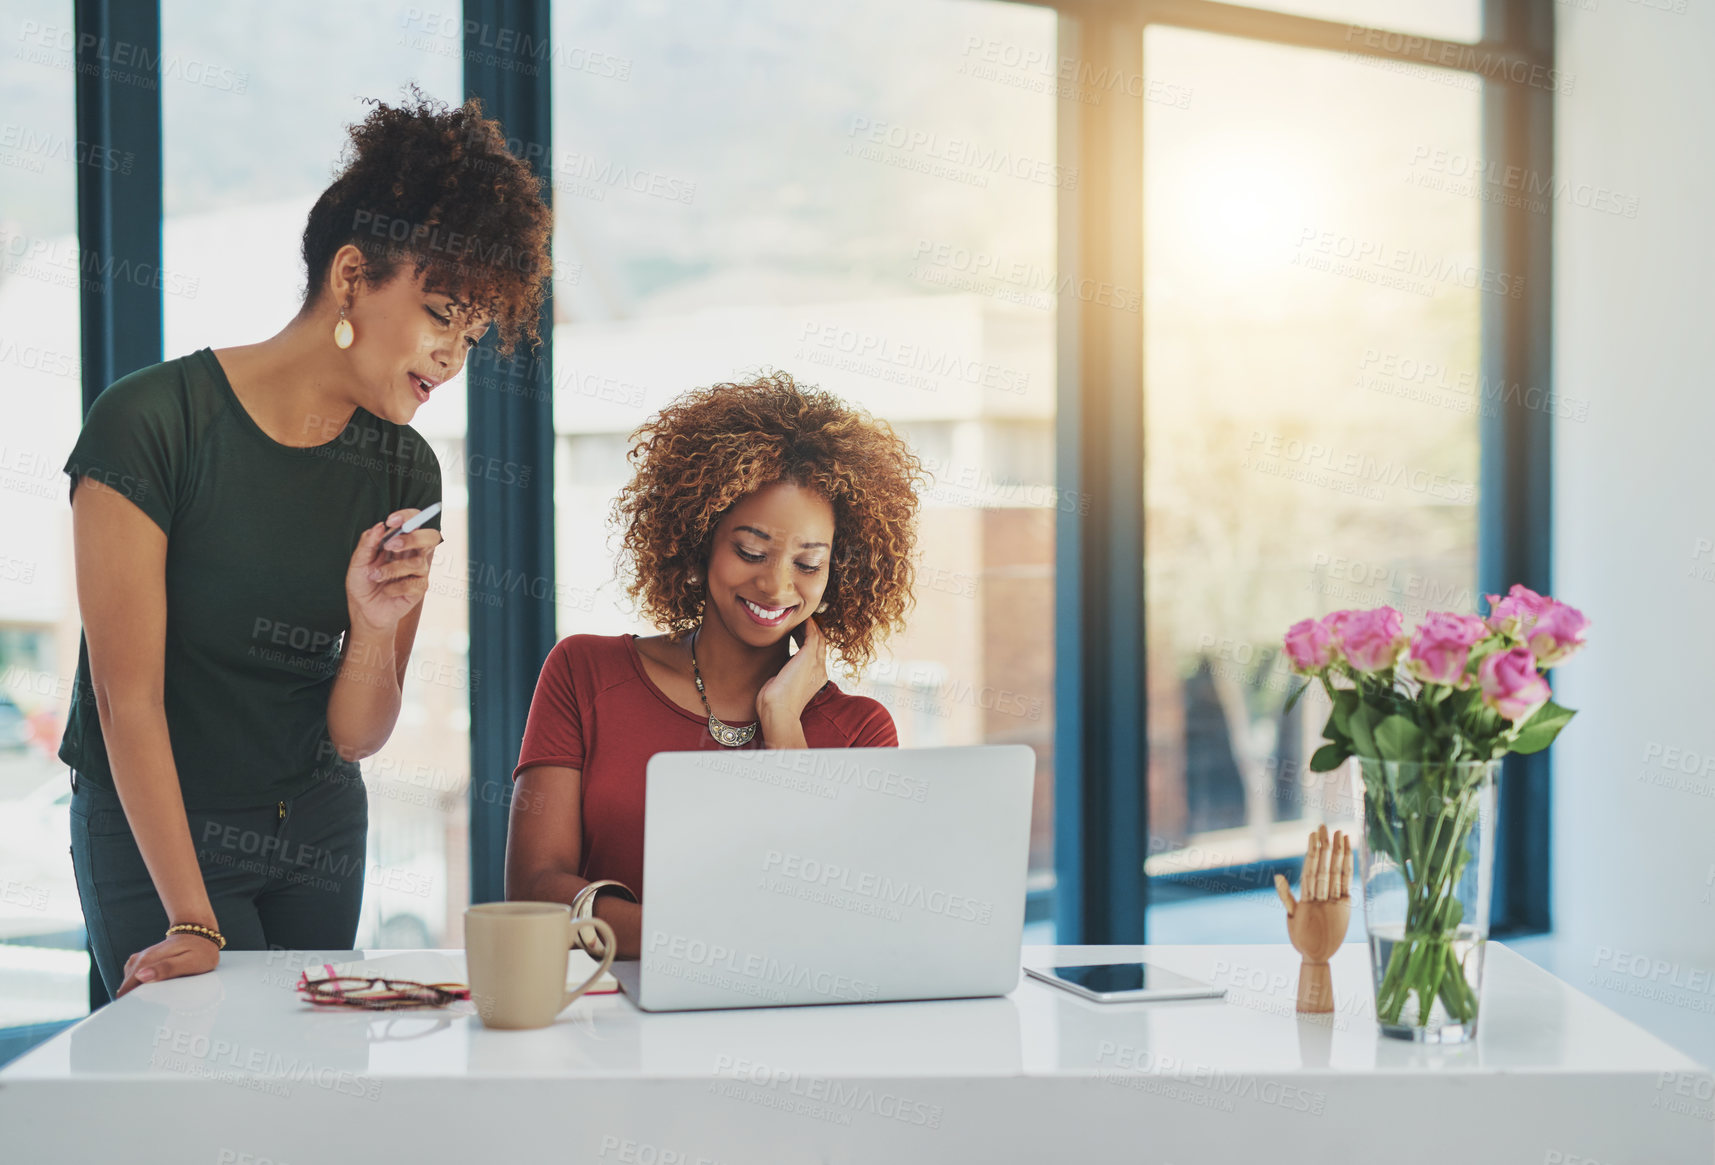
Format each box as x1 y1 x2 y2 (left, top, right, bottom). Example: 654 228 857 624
1274 824 1352 1013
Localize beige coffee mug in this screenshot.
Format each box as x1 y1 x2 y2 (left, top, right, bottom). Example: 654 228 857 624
464 902 617 1030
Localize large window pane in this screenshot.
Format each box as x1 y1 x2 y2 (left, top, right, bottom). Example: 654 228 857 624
547 0 1059 929
1142 27 1482 938
163 0 470 948
0 0 87 1028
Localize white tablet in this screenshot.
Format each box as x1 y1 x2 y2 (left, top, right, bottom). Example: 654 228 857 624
1024 961 1227 1003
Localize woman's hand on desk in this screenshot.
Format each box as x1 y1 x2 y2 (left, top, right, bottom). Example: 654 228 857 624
117 931 220 997
757 617 828 748
346 509 440 636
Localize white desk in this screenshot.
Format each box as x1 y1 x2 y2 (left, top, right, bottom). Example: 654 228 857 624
2 943 1709 1164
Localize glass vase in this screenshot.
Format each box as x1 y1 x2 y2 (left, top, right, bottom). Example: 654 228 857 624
1349 757 1499 1043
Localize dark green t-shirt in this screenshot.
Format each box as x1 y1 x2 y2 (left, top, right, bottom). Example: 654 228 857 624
58 347 443 809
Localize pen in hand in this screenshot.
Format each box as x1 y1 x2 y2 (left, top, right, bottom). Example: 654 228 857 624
381 501 442 551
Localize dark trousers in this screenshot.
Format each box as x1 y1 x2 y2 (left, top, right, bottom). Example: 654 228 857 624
68 768 368 995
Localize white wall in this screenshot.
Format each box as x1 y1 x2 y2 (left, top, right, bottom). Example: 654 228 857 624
1537 0 1715 1068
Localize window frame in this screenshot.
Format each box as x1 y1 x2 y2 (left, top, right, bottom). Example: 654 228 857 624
72 0 166 1015
462 0 556 908
1028 0 1555 941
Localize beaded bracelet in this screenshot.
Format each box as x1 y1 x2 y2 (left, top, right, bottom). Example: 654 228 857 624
166 923 227 950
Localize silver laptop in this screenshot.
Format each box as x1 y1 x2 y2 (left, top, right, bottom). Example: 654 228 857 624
610 744 1034 1011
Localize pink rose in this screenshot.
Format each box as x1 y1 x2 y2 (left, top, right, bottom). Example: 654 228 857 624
1478 645 1552 721
1485 584 1551 637
1283 618 1336 673
1527 600 1590 666
1318 610 1357 663
1332 607 1406 673
1321 609 1358 638
1405 612 1489 687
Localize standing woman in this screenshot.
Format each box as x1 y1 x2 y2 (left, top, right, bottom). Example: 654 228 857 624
60 86 551 996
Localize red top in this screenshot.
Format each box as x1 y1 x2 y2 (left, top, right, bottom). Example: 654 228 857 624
511 633 898 898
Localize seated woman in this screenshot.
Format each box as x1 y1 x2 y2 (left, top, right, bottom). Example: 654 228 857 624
504 372 924 958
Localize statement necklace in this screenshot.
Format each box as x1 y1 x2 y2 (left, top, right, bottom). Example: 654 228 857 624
689 629 758 747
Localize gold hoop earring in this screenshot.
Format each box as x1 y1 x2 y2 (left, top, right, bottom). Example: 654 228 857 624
333 309 354 350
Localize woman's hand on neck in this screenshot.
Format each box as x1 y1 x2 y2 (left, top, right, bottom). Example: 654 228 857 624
752 615 829 749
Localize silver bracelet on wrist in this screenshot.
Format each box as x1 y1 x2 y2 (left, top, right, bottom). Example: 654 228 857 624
570 879 636 958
